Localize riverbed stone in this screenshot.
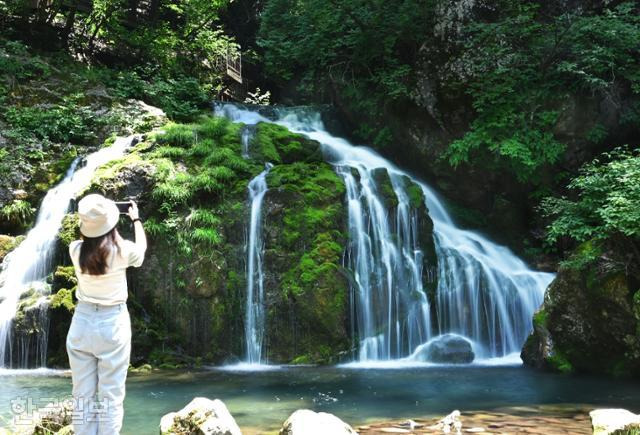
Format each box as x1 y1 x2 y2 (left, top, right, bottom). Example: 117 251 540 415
279 409 357 435
590 409 640 435
159 397 241 435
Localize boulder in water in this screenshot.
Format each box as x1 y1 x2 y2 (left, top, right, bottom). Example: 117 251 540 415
412 334 475 364
279 409 356 435
590 409 640 435
159 397 241 435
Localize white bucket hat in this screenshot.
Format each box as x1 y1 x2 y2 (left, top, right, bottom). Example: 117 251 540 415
77 194 120 238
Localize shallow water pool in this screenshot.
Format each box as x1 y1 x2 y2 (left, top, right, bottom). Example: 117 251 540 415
1 365 640 433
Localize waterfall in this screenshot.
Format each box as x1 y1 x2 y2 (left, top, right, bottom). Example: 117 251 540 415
244 164 272 364
0 136 135 368
240 125 256 159
216 103 555 363
339 166 432 360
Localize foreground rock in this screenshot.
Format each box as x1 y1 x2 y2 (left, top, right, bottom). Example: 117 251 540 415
590 409 640 435
280 409 356 435
411 334 475 364
159 397 241 435
10 401 74 434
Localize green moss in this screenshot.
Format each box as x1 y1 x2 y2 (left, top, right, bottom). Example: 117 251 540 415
548 349 573 373
0 234 20 261
533 309 548 329
50 288 75 312
159 123 195 147
31 148 79 194
371 168 398 208
253 122 322 164
254 123 282 163
560 240 602 270
405 177 425 209
58 213 80 247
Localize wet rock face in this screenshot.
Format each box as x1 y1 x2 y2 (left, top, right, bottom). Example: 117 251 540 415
414 334 475 364
523 253 640 375
520 308 554 370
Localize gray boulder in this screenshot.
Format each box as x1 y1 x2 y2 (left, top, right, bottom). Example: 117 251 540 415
410 334 475 364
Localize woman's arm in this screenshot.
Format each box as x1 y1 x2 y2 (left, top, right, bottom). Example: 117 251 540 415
128 200 147 253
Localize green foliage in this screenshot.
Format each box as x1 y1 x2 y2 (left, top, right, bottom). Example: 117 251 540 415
159 123 196 148
2 0 237 87
1 199 35 226
258 0 432 145
542 148 640 245
190 227 222 246
0 39 51 85
5 94 112 144
186 209 221 227
444 1 640 182
111 72 210 122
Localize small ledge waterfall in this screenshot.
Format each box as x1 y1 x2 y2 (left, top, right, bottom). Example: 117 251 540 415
244 163 272 364
0 136 135 368
216 103 555 363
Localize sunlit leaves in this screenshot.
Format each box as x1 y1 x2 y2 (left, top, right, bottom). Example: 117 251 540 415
542 148 640 245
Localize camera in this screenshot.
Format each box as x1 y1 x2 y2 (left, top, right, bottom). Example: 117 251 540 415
114 201 132 214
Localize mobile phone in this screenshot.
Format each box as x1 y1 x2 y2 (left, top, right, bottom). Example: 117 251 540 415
115 201 131 214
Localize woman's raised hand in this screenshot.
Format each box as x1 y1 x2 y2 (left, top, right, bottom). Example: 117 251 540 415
128 200 140 221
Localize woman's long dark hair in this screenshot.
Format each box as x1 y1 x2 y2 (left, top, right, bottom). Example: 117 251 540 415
79 227 120 275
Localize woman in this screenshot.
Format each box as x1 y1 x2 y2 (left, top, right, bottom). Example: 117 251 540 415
66 193 147 435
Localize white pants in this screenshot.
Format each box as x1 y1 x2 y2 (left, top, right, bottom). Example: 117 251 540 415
66 301 131 435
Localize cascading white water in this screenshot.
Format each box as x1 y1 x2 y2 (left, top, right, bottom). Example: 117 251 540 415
240 125 255 159
0 136 135 368
339 166 432 360
215 103 555 363
425 191 554 357
244 164 273 364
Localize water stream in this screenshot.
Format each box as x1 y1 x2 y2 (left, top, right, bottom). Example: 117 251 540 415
244 164 273 365
215 104 555 363
0 137 136 368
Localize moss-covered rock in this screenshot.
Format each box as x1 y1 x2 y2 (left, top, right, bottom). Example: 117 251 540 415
523 247 640 376
263 161 349 363
253 122 323 164
0 234 22 262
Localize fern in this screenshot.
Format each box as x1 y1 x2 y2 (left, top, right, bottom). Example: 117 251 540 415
186 209 220 227
190 227 222 246
1 200 35 225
